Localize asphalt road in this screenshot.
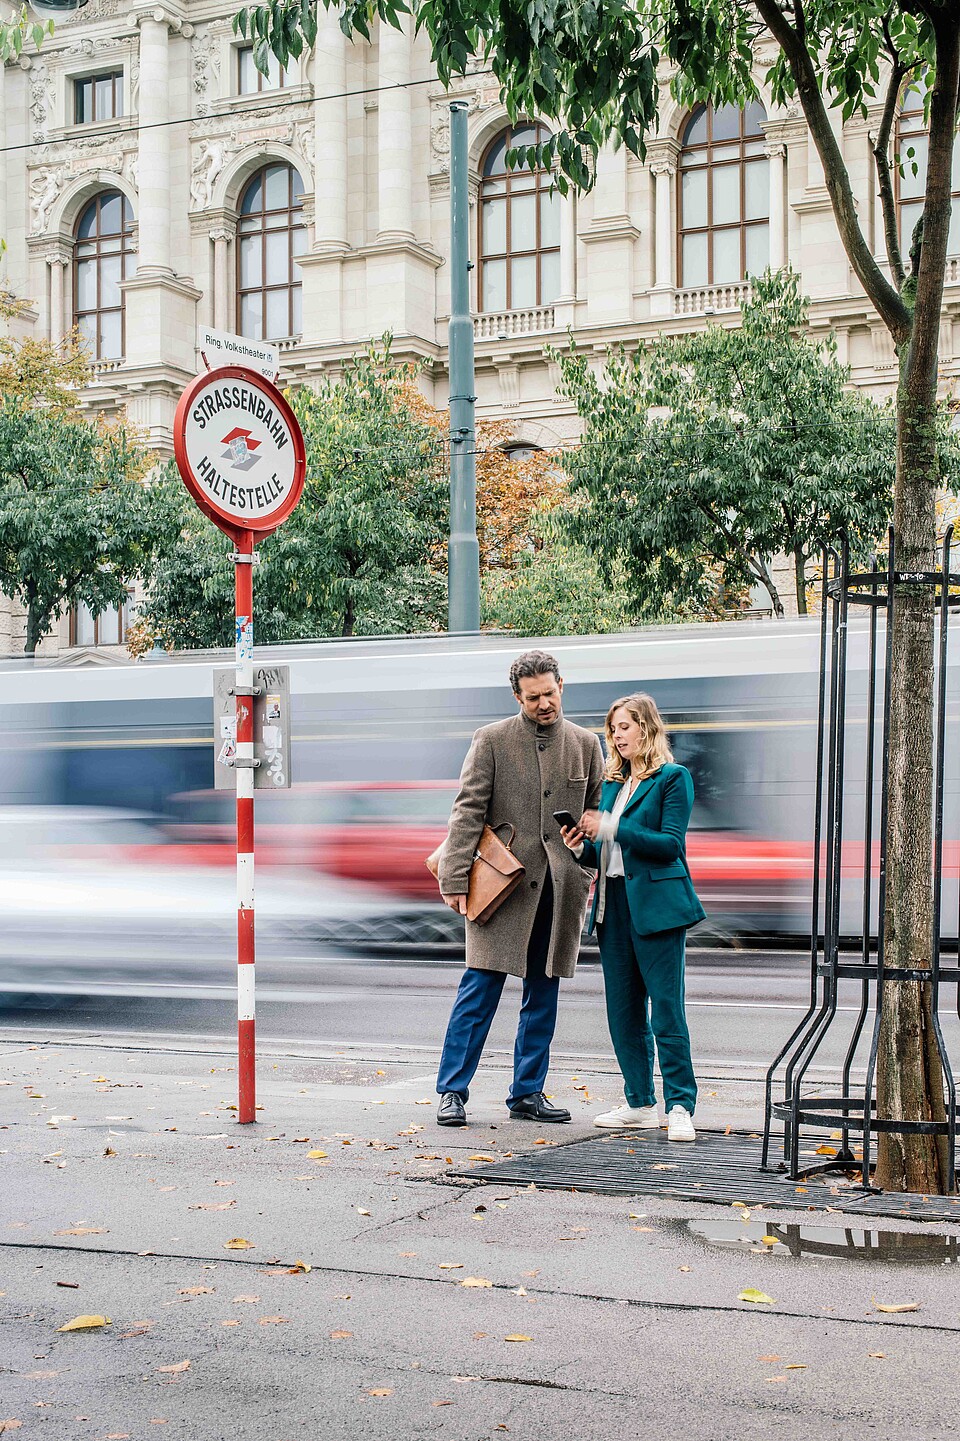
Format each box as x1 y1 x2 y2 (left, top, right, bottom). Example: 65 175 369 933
5 947 956 1085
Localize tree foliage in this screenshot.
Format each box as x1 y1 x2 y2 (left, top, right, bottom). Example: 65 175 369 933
139 344 581 649
138 345 449 648
0 4 52 62
556 271 912 618
0 334 172 655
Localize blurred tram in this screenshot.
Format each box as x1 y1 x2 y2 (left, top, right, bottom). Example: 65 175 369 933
0 619 956 947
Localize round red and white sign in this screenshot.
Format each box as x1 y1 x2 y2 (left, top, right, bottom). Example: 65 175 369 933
173 366 306 541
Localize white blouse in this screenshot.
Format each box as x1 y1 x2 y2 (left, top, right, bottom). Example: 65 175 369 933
602 778 635 878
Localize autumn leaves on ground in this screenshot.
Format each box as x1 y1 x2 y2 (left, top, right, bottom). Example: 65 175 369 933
2 1039 958 1440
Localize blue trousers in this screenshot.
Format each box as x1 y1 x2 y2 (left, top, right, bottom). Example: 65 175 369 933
597 876 697 1114
436 872 559 1106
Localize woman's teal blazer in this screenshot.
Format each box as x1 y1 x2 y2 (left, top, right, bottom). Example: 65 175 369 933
579 762 706 937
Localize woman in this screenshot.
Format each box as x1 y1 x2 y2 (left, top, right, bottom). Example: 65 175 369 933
562 694 705 1141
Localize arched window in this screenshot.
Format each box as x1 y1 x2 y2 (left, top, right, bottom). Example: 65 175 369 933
479 123 560 313
897 84 960 256
679 102 769 288
237 163 306 340
74 190 135 361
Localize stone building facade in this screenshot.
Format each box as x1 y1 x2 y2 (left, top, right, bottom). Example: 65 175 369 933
1 4 956 655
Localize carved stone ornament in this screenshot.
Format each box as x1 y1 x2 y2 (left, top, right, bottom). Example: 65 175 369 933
29 61 55 144
291 118 314 175
190 136 237 210
29 166 67 234
192 26 221 117
430 111 450 171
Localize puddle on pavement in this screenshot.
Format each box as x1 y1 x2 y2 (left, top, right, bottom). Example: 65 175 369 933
680 1219 960 1264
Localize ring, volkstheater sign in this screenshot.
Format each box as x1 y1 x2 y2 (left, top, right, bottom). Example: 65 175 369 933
173 365 306 543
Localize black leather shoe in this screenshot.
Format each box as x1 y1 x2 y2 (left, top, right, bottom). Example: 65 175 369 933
437 1092 467 1126
508 1092 571 1123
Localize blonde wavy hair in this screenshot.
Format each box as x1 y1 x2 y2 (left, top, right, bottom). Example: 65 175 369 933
603 693 674 782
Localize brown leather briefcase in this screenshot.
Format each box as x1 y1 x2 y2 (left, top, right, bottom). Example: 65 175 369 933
425 822 526 925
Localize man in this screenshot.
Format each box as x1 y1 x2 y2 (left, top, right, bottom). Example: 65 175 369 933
435 650 604 1126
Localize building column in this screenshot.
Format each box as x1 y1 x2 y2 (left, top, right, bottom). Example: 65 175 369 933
581 141 639 325
765 143 786 270
121 7 201 444
554 189 577 326
377 20 413 240
0 61 6 281
653 161 675 289
297 5 350 344
48 256 66 343
314 8 348 250
135 11 177 275
210 228 232 330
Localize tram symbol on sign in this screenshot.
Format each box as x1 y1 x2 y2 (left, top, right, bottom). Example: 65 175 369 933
222 426 262 471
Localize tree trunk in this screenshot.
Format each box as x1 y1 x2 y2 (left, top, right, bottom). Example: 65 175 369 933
342 591 355 637
750 553 784 617
794 550 808 616
873 348 950 1195
24 603 46 657
872 22 960 1196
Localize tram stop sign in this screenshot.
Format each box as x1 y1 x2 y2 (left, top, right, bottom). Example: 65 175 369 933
173 365 306 544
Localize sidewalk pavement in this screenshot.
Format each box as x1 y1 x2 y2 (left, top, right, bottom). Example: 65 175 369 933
2 1036 959 1441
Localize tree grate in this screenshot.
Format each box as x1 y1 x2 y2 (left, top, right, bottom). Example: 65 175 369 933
447 1129 960 1223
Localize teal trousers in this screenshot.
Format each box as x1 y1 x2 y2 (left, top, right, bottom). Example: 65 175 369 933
597 877 697 1114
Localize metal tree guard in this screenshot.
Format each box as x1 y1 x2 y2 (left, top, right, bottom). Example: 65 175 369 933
763 526 960 1189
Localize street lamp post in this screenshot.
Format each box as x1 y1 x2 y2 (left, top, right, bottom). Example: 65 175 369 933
447 99 480 633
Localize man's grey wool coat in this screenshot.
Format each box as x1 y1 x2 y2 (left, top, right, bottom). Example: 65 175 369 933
437 709 604 980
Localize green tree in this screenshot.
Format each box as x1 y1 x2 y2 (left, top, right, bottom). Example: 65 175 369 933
240 0 960 1192
556 271 900 620
0 337 173 655
0 4 52 62
481 520 635 635
138 345 448 648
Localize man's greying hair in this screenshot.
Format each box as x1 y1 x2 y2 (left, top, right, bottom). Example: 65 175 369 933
510 650 561 694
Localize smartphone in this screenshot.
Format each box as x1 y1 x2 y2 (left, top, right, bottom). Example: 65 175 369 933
552 809 579 831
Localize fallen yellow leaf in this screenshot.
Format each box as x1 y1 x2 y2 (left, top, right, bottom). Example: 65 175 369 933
307 1150 327 1160
738 1289 775 1306
178 1287 214 1296
57 1315 111 1332
258 1316 291 1325
815 1145 838 1156
760 1235 779 1246
460 1277 493 1288
330 1330 353 1339
0 1424 24 1433
873 1299 920 1313
232 1296 259 1304
504 1334 532 1343
785 1364 807 1371
438 1263 463 1270
469 1154 496 1163
156 1360 190 1374
367 1388 393 1397
224 1238 254 1250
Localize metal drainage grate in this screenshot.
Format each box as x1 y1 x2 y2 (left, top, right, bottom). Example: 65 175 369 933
448 1129 960 1224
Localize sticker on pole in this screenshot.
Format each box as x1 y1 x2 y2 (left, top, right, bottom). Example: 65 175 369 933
173 365 306 542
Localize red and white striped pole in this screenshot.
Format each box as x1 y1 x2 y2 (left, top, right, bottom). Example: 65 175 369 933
234 530 257 1123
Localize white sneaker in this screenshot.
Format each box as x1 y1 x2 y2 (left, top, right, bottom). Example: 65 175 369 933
667 1106 696 1142
593 1104 660 1130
